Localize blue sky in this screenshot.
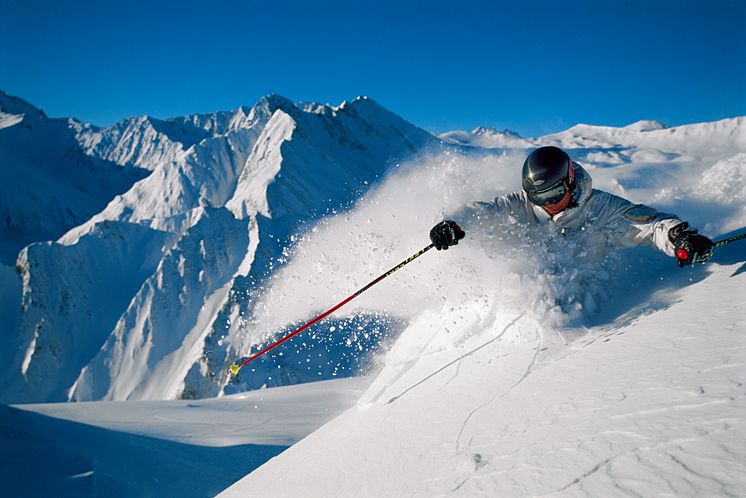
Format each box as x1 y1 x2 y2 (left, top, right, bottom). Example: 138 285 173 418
1 0 744 136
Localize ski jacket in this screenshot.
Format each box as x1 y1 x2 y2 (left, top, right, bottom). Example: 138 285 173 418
455 163 683 261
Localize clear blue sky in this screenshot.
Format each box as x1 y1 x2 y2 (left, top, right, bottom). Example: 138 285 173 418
1 0 744 136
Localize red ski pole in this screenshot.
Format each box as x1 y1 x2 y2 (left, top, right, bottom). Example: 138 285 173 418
228 243 436 376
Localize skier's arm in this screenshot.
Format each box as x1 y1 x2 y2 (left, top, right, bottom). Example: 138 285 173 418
603 198 682 256
603 195 712 263
429 193 523 250
451 192 531 235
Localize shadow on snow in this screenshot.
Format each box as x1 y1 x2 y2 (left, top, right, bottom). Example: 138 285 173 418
0 405 285 498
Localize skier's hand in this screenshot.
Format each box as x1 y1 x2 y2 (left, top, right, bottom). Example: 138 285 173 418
669 223 713 267
429 220 465 250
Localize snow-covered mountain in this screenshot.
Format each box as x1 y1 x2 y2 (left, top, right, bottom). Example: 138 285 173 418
440 117 746 157
1 91 744 411
440 126 533 148
624 119 668 132
0 92 435 403
1 92 744 496
0 91 148 265
542 117 746 157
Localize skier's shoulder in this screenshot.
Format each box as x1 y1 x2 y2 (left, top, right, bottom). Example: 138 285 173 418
585 189 666 223
455 190 531 227
496 190 528 206
495 190 532 214
586 188 633 208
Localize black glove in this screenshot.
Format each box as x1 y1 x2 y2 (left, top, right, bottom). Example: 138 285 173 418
668 222 713 267
429 220 465 250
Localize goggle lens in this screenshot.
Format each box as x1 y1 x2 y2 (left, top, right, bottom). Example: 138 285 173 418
526 182 569 206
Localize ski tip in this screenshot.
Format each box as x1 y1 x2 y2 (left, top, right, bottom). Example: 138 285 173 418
229 364 241 376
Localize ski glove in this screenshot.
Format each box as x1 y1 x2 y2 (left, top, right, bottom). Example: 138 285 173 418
668 222 713 267
429 220 465 250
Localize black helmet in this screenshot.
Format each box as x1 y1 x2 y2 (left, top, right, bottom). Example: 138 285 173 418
521 146 575 206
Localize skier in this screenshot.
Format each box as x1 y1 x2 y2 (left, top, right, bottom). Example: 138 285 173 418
429 146 713 267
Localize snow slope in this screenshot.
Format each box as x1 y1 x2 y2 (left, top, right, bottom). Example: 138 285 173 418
1 377 366 497
0 91 147 264
3 221 174 402
223 260 745 497
69 208 251 401
218 117 745 496
542 117 746 158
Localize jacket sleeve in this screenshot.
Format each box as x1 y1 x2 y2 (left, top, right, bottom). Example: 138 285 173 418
601 194 684 257
451 192 533 237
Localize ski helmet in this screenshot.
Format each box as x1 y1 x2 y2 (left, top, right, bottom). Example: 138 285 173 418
521 146 575 206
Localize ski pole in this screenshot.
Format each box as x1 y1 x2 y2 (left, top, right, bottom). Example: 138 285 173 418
229 243 436 376
713 232 746 248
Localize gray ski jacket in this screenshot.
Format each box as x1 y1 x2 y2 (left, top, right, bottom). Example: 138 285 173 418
455 163 684 261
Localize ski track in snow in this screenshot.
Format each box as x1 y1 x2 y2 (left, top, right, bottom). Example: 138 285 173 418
554 427 739 497
454 320 542 466
385 312 526 405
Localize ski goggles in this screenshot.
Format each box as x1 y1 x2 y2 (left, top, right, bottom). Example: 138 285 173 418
525 180 570 206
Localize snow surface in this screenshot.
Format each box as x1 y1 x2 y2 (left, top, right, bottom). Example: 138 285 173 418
0 90 744 496
1 377 366 497
223 261 745 497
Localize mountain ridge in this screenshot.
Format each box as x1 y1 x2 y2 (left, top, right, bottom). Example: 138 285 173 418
0 90 438 403
1 90 744 404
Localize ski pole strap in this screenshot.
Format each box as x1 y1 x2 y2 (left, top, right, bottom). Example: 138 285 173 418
713 232 746 248
228 243 436 376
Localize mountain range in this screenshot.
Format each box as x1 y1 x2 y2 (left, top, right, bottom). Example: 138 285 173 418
0 90 743 405
0 91 434 403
